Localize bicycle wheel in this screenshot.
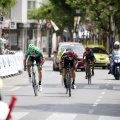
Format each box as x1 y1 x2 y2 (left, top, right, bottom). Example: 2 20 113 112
32 73 38 96
87 65 91 84
66 72 71 97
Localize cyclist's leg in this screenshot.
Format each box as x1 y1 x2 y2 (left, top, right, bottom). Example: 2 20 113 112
85 60 88 79
36 57 42 83
91 59 95 76
70 61 76 89
62 60 68 88
62 68 67 88
70 67 76 89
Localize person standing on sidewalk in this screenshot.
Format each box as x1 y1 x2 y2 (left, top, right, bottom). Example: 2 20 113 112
23 44 45 91
0 33 6 54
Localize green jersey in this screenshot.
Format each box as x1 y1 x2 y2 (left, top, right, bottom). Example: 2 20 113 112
25 46 43 58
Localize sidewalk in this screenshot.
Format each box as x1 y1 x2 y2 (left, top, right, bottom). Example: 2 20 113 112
44 54 53 60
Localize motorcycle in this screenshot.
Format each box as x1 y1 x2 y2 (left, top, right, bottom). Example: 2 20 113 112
110 54 120 80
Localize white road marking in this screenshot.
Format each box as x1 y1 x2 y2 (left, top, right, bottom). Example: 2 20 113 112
101 92 105 95
84 85 99 89
92 102 98 107
88 109 94 114
45 113 77 120
99 96 103 99
96 99 100 102
4 85 13 87
99 116 120 120
12 112 29 120
9 87 21 91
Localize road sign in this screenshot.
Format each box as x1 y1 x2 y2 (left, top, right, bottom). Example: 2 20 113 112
46 22 52 29
9 22 17 29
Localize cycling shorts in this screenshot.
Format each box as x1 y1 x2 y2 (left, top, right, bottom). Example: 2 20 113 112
85 57 94 63
63 59 75 68
28 56 41 65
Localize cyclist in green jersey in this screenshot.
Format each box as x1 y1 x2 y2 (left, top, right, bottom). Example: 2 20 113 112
23 44 45 91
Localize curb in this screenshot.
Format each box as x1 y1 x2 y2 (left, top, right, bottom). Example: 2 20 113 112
44 54 54 60
45 57 53 60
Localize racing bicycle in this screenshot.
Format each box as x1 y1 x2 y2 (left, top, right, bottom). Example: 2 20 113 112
66 63 72 97
27 63 38 96
86 59 92 84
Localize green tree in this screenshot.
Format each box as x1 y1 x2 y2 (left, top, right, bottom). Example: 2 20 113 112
0 0 16 15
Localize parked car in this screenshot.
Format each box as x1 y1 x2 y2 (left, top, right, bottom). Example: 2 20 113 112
53 42 85 71
86 45 110 69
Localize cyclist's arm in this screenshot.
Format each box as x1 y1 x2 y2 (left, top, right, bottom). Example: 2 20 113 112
23 58 27 67
40 55 45 66
23 50 29 67
91 52 96 62
59 58 63 70
83 52 86 61
74 54 78 68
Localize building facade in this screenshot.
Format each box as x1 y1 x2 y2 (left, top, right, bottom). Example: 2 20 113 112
2 0 57 55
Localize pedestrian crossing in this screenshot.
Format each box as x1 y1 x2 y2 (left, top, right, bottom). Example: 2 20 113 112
11 112 120 120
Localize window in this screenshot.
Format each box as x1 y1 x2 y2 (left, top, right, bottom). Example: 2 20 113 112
27 1 36 10
91 47 107 54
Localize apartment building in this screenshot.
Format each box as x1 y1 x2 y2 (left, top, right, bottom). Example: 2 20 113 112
2 0 56 54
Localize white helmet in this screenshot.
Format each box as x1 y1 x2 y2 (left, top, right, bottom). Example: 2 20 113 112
114 41 120 46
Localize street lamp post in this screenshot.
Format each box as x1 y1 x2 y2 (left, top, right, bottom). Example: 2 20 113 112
109 3 114 53
74 9 80 42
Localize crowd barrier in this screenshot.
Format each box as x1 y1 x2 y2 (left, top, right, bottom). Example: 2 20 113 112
0 51 24 77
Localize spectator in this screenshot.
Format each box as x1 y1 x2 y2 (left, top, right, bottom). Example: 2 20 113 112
0 33 7 54
4 45 10 54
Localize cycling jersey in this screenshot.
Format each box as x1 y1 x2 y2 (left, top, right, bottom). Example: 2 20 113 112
61 52 78 68
25 47 43 64
25 47 43 58
83 51 95 61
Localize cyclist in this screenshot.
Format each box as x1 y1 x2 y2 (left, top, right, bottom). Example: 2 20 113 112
59 49 78 89
83 47 96 79
23 44 45 91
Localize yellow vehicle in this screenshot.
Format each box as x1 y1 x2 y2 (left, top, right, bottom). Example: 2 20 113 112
85 44 110 69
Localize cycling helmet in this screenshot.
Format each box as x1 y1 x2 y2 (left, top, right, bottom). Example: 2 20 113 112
85 47 90 51
114 41 120 49
67 51 75 57
114 41 120 46
28 44 35 52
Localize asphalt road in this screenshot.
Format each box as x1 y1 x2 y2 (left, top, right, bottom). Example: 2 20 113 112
1 60 120 120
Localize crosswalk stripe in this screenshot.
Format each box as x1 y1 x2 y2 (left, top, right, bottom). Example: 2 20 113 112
99 116 120 120
9 87 21 91
11 112 29 120
45 113 77 120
